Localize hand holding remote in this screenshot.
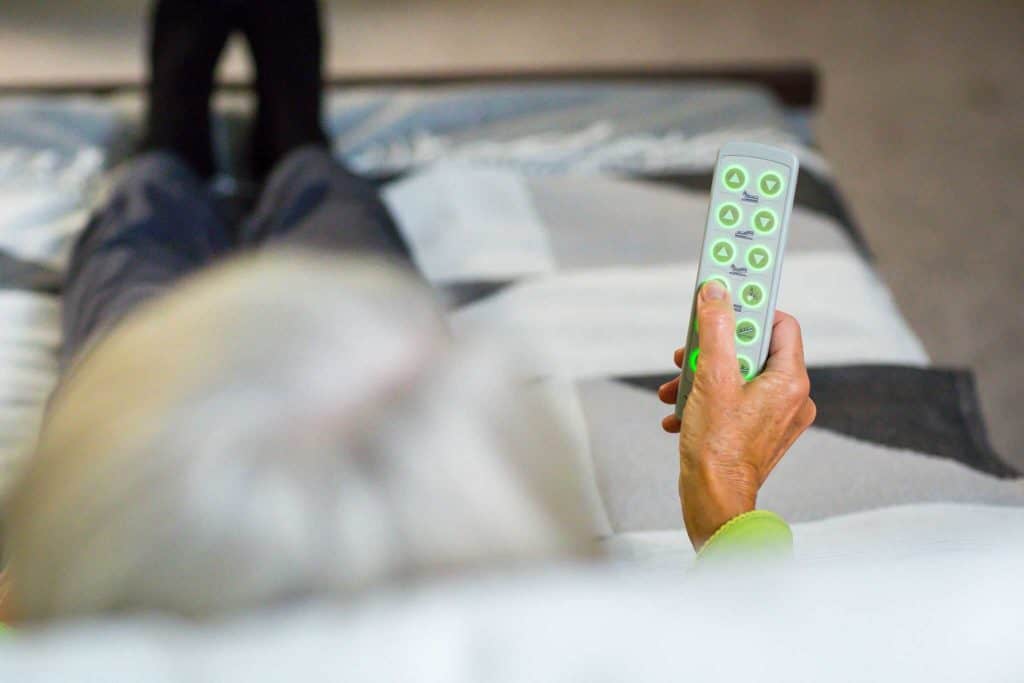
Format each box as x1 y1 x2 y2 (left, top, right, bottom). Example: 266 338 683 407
658 280 816 550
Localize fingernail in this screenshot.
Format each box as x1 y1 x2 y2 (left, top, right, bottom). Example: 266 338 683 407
702 280 726 301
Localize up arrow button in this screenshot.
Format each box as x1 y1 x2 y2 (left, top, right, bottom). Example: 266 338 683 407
721 165 748 192
716 202 742 229
710 238 737 265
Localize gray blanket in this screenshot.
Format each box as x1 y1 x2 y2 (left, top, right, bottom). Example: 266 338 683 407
0 84 1020 528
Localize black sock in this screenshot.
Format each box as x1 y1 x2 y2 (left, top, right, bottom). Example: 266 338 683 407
240 0 328 179
141 0 234 178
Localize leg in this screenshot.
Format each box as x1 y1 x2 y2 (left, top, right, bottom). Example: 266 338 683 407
61 153 231 369
239 0 327 179
237 146 411 263
235 1 411 263
140 0 233 178
61 0 235 369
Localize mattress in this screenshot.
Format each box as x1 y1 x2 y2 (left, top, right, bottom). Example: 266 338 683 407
0 83 1020 530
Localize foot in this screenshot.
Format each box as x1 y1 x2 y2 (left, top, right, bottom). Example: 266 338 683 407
239 0 328 179
141 0 235 178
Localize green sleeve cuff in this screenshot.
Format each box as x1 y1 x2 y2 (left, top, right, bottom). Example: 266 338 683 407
696 510 793 564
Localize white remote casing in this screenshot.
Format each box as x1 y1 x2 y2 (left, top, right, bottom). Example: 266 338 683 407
675 142 799 418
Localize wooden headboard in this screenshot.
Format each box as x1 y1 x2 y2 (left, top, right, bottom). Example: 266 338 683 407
0 63 817 108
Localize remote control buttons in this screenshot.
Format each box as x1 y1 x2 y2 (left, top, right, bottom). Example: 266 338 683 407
701 275 731 291
721 165 748 192
737 354 756 381
752 208 778 235
735 318 760 345
739 282 765 309
758 171 784 198
693 348 757 380
716 202 742 229
745 244 772 271
709 238 737 265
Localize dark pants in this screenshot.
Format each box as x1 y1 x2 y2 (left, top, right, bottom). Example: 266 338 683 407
61 147 410 369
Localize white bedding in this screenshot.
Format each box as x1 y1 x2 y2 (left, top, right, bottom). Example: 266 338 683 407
1 503 1021 682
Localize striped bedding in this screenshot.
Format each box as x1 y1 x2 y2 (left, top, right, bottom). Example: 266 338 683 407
0 84 1020 529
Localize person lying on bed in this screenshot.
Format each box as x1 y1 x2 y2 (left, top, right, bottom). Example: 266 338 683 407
0 0 814 625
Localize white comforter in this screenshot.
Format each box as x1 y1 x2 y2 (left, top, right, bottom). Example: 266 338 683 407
1 504 1021 682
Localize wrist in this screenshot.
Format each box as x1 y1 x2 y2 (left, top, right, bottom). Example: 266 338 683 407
679 461 757 550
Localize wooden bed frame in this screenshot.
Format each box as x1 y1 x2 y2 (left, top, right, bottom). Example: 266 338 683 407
0 63 817 108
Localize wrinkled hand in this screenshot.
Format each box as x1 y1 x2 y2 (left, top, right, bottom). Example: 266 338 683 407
658 280 816 550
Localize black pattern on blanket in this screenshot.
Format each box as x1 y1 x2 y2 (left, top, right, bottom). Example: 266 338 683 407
0 84 1019 530
622 367 1015 479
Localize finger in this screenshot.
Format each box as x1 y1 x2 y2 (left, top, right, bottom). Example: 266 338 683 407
780 398 817 451
658 377 680 404
662 414 681 433
764 310 807 377
674 347 685 369
764 397 817 475
757 398 816 479
695 280 739 382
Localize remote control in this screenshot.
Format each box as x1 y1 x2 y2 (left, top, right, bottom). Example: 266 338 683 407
675 142 799 418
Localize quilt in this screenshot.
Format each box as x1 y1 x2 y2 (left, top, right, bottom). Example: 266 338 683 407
0 83 1019 530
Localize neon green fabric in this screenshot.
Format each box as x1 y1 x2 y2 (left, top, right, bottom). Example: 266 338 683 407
697 510 793 563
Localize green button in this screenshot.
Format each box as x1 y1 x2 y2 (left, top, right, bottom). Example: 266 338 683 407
758 171 784 198
752 208 778 234
721 165 748 192
688 348 700 373
735 318 760 345
740 282 765 308
745 245 772 271
709 238 736 265
701 275 731 291
737 354 755 381
716 202 742 229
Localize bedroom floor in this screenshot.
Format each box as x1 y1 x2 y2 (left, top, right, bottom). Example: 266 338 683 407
1 0 1022 466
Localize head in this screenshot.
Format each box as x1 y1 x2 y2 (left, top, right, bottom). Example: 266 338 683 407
4 251 598 621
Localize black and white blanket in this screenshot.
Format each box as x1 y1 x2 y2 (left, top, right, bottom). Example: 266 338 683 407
0 84 1020 532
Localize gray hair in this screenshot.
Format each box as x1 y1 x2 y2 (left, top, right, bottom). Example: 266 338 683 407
4 251 598 621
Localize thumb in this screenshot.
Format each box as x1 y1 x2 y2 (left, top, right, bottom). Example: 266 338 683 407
695 280 740 383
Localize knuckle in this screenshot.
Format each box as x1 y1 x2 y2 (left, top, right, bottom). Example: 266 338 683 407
779 314 803 341
779 312 800 333
699 306 732 332
692 373 731 401
805 399 818 426
784 374 811 401
703 305 729 321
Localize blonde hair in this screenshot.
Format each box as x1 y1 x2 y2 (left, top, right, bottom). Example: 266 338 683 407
4 251 597 620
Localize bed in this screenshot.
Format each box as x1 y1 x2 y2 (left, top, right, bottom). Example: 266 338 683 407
0 67 1020 539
